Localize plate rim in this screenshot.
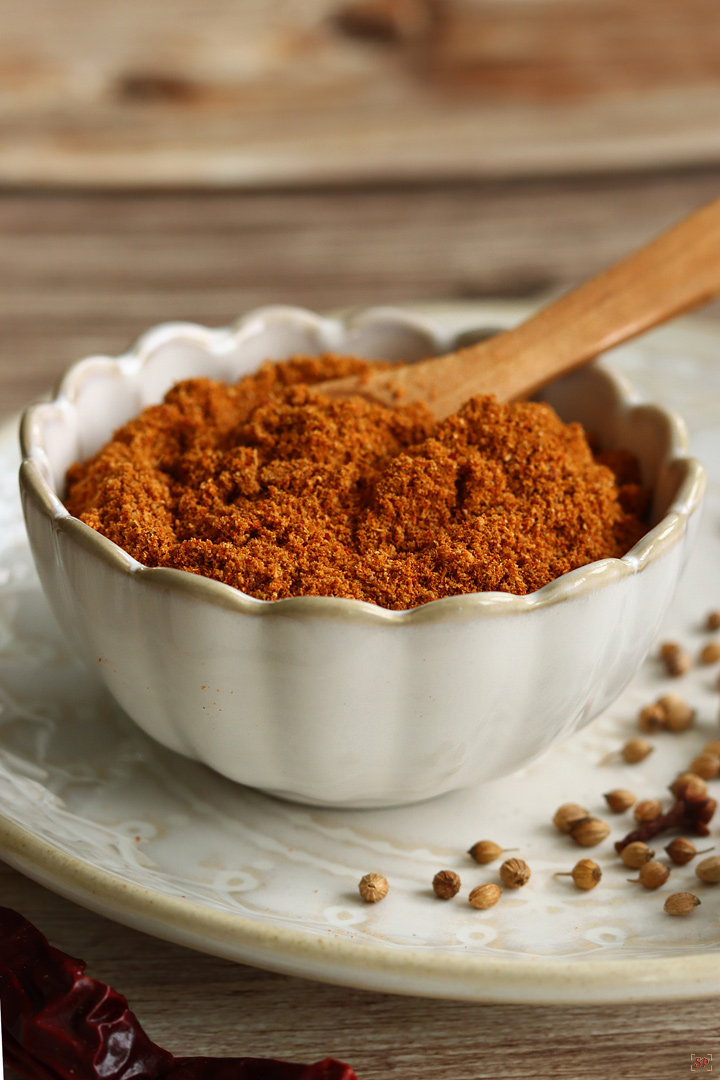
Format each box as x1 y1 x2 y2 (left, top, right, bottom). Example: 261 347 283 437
2 813 720 1005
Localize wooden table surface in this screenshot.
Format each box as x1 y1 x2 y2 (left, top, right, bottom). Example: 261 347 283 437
3 174 720 1078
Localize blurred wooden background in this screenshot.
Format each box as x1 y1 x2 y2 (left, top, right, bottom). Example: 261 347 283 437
3 0 720 186
3 3 720 1077
4 171 720 419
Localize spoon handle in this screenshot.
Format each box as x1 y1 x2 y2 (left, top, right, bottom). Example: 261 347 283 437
321 197 720 419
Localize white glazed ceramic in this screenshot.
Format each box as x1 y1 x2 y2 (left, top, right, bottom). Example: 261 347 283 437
3 306 720 1003
18 306 705 807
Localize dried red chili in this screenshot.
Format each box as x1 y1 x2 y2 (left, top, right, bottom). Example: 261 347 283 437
615 793 717 853
0 907 356 1080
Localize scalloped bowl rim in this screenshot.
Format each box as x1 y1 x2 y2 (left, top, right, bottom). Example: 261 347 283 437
19 304 706 624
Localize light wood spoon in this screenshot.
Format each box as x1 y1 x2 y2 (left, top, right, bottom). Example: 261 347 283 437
317 197 720 419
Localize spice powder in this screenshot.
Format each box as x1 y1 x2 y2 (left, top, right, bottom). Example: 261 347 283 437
65 354 649 611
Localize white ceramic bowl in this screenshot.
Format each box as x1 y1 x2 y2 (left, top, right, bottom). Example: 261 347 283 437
19 306 705 807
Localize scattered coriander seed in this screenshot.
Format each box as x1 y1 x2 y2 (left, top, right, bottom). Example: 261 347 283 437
660 641 692 677
660 889 699 915
633 798 663 822
570 817 610 847
628 860 670 889
637 703 666 733
358 873 388 903
689 752 720 780
604 789 637 813
552 803 589 834
700 641 720 665
621 738 654 764
467 840 518 865
664 891 701 916
669 889 699 915
696 856 720 884
704 740 720 757
499 858 531 889
620 841 656 868
555 859 602 891
660 641 681 663
669 772 708 799
432 870 461 899
469 883 502 909
665 838 713 866
657 693 695 732
707 611 720 632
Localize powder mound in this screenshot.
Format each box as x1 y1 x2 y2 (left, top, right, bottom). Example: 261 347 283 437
65 354 650 610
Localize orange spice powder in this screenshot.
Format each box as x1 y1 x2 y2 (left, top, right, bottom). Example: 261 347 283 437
64 354 649 610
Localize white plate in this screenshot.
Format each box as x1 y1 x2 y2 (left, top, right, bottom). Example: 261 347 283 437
2 302 720 1004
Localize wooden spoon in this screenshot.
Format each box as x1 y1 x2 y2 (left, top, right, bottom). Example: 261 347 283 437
317 197 720 420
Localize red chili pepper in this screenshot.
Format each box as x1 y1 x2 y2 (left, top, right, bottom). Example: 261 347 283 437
615 793 717 853
0 907 356 1080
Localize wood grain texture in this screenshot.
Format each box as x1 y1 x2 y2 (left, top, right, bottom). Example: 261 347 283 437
2 859 719 1079
430 0 720 99
2 0 720 187
3 168 720 419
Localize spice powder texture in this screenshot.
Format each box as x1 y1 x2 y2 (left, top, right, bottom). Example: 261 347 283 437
65 355 649 610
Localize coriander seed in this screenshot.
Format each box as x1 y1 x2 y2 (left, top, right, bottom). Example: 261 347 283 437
657 693 695 732
707 611 720 631
633 798 663 822
570 817 610 847
469 883 502 909
669 772 708 799
621 738 654 764
700 641 720 665
620 841 655 868
604 789 636 813
628 860 670 890
704 740 720 757
358 873 388 903
637 703 666 733
665 891 701 915
555 859 602 891
552 803 589 834
665 838 712 866
696 856 720 884
432 870 461 899
660 641 692 677
689 752 720 780
467 840 518 865
499 858 531 889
